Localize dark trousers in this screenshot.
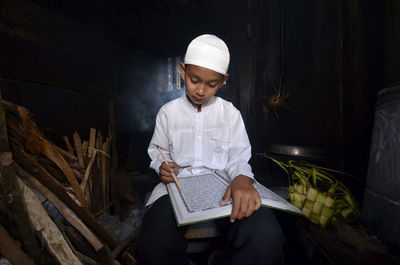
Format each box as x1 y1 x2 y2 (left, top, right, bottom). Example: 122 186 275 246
135 195 285 265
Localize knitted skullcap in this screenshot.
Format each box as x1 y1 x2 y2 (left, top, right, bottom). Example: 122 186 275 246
184 34 230 75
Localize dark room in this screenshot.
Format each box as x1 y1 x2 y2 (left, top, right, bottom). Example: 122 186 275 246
0 0 399 265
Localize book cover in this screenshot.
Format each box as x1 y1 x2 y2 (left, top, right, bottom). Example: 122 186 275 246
166 170 303 226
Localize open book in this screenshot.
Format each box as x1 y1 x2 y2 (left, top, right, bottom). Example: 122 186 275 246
166 170 303 226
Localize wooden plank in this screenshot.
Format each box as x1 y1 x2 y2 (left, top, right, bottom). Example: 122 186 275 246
18 177 83 265
82 140 89 159
0 224 35 265
18 166 105 252
0 94 43 265
63 136 74 155
53 217 98 261
80 150 97 191
54 144 78 163
73 132 84 167
91 157 102 215
96 131 103 169
37 155 66 183
88 128 96 158
4 104 88 209
11 145 119 250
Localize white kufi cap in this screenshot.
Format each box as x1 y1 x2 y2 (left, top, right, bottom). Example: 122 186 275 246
184 34 230 75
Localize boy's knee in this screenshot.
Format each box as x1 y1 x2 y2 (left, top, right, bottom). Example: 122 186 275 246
244 208 285 245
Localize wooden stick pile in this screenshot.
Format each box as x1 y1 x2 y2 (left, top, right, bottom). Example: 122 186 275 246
0 97 138 265
66 127 112 215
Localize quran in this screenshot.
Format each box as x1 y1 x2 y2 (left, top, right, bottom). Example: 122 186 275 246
166 170 303 226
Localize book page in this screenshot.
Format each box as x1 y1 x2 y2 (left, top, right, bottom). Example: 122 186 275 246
178 173 230 213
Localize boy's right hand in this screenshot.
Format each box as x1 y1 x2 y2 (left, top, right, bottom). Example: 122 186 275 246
159 162 179 183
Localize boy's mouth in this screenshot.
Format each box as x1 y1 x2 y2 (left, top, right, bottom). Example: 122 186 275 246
190 95 204 104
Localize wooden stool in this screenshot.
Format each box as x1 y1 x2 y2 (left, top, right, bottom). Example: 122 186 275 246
185 221 222 254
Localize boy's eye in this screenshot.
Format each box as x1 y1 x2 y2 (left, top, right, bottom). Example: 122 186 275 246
190 79 199 84
208 84 217 88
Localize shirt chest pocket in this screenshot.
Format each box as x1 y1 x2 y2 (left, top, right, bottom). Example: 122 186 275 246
210 130 229 167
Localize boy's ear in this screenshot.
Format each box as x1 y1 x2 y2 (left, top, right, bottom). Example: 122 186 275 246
179 62 186 80
221 73 229 85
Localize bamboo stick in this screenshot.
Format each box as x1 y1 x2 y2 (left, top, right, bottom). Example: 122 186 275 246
53 217 98 261
54 144 78 163
17 177 83 265
63 136 74 155
73 132 84 167
4 108 89 209
11 145 119 251
18 165 109 256
82 140 89 159
52 217 98 265
88 128 96 158
81 150 97 191
0 95 44 265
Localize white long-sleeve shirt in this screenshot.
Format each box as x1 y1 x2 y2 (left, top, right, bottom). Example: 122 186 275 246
146 92 254 206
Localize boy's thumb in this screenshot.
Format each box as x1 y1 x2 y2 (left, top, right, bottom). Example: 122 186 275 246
220 186 232 206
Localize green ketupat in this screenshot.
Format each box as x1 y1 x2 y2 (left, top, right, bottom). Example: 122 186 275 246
258 153 359 228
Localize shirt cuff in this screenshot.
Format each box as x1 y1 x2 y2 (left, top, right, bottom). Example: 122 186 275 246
227 163 254 182
150 156 164 175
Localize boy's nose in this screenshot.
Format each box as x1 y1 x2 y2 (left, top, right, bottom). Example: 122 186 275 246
196 84 205 96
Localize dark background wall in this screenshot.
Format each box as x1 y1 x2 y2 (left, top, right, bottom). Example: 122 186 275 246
0 0 396 203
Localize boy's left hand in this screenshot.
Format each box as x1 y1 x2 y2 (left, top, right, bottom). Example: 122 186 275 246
220 175 262 223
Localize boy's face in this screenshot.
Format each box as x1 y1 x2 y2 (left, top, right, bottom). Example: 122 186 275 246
179 62 228 106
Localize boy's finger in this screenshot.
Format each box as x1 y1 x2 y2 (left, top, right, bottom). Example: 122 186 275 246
169 162 178 168
245 197 255 217
230 196 240 222
220 186 231 206
237 197 248 220
255 195 262 210
160 175 174 183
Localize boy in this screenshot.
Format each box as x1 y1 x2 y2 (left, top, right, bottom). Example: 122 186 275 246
136 34 284 265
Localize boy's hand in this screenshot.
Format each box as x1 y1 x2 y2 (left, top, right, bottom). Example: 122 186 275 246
220 175 261 223
159 162 179 184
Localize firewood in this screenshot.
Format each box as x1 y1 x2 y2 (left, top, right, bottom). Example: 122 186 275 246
11 145 119 251
42 142 89 209
53 219 98 265
0 95 44 265
81 150 97 192
73 132 84 167
0 224 35 265
96 131 103 169
18 166 116 265
120 252 139 265
82 140 89 159
4 106 88 209
57 219 98 262
70 161 86 172
54 144 78 163
72 168 84 181
63 136 74 155
88 128 96 158
17 177 83 265
37 155 67 183
91 159 103 214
